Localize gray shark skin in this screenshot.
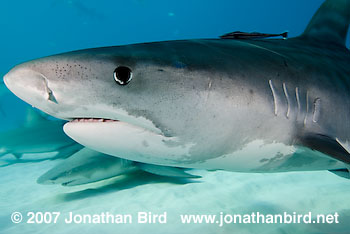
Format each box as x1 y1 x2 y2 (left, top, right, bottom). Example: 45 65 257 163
4 0 350 175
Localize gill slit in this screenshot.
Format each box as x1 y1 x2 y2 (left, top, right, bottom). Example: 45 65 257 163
304 91 309 125
282 82 290 118
312 98 321 123
295 87 300 117
269 80 278 116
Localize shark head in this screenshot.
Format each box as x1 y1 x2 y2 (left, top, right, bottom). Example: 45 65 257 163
4 41 253 168
3 46 170 134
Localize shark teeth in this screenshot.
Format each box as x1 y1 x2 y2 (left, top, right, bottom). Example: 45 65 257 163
72 118 118 123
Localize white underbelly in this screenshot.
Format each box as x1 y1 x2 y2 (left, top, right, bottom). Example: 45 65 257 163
63 121 346 172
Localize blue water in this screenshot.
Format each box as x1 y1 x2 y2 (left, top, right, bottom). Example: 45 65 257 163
1 0 336 79
1 0 350 233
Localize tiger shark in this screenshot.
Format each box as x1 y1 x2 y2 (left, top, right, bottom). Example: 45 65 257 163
4 0 350 178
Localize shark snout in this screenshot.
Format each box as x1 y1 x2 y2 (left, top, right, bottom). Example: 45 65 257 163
3 65 58 106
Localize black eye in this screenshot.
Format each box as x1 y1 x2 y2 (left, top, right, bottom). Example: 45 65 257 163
114 66 132 85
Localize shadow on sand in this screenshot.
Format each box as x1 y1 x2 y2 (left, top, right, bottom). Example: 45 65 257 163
55 171 201 202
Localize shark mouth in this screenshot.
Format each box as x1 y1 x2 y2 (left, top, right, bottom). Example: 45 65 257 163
66 115 163 136
71 118 119 123
62 115 185 167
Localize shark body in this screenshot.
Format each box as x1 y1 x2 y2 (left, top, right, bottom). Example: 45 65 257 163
4 0 350 177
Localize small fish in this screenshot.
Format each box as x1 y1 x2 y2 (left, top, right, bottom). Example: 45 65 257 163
220 31 288 39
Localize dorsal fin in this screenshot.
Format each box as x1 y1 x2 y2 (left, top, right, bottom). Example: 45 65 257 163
299 0 350 46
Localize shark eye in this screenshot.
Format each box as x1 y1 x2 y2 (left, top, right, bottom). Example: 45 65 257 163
114 66 132 85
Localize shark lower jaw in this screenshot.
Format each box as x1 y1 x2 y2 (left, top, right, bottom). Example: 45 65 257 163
64 116 163 137
62 120 188 166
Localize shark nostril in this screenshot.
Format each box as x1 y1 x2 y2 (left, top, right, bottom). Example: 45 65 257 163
42 78 58 104
47 88 58 104
3 66 59 106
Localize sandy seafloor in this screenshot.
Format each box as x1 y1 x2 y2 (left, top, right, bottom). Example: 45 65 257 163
1 0 350 233
1 159 350 234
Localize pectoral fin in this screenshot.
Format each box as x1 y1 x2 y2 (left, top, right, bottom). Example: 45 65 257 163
299 133 350 164
336 138 350 155
137 163 201 179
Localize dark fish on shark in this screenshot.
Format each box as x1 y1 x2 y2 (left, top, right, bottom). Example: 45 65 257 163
4 0 350 179
220 31 288 40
